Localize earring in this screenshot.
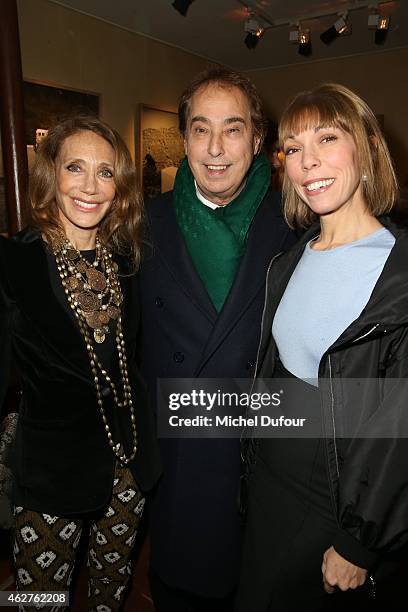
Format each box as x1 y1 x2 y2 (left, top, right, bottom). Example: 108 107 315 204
361 173 368 182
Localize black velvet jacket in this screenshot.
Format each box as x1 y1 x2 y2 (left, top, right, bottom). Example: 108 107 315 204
0 229 161 516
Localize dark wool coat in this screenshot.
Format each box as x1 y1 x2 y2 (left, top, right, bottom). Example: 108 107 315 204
139 189 298 597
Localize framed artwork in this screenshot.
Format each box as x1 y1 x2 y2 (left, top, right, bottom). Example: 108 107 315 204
0 81 99 233
23 81 99 146
137 105 184 200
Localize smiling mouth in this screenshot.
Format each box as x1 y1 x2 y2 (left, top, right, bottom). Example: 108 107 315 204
73 198 99 210
205 164 230 174
304 178 335 193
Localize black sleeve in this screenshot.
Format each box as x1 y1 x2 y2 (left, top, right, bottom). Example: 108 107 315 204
334 338 408 568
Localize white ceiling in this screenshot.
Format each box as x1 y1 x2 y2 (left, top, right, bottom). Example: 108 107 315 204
49 0 408 71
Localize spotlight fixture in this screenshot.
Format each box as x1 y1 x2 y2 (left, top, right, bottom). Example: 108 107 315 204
244 30 264 49
289 24 312 56
375 15 390 44
244 17 264 49
298 29 311 56
172 0 195 17
320 14 349 45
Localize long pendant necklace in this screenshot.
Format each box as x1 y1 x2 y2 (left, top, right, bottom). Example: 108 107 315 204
53 235 137 464
59 235 122 343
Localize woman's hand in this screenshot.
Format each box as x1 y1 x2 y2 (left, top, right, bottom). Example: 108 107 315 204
321 546 367 593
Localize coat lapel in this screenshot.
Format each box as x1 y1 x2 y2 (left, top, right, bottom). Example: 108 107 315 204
148 194 217 323
8 234 92 377
118 265 139 352
9 233 136 379
195 195 294 373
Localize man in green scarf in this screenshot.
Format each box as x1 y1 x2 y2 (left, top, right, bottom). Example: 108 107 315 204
140 67 298 611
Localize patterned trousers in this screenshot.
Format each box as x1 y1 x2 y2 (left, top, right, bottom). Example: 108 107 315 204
13 462 145 612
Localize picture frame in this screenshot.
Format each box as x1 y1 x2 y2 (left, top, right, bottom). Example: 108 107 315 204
137 104 184 200
23 80 100 146
0 81 100 233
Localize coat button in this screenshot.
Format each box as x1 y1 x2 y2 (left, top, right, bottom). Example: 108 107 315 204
173 352 185 363
155 297 164 308
246 359 255 370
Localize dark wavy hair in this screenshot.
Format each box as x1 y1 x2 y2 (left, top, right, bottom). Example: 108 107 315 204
178 66 267 151
29 116 143 268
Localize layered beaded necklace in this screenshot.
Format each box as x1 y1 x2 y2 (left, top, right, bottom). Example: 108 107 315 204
53 234 137 464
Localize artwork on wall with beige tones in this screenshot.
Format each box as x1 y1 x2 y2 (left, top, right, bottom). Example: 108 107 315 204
23 81 99 145
0 82 99 233
138 105 184 200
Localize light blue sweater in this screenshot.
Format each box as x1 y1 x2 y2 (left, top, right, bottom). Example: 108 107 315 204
272 227 395 383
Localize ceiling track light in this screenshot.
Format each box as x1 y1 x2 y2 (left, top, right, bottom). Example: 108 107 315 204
289 24 311 56
172 0 195 17
237 1 396 55
320 14 350 45
298 29 312 56
244 16 265 49
368 5 390 44
244 30 264 49
375 15 390 44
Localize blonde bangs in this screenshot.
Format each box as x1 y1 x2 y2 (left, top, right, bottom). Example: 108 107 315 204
278 83 398 227
279 98 352 148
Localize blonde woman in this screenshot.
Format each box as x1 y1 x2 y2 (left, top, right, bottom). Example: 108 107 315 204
238 84 407 611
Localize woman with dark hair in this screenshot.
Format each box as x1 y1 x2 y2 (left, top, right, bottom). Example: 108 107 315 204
238 84 408 611
0 116 160 609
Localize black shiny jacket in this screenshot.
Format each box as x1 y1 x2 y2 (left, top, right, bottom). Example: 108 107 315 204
247 218 408 570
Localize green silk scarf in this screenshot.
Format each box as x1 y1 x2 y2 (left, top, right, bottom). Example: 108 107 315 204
173 154 271 311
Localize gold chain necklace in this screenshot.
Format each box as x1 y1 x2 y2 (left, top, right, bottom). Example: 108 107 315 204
53 236 137 464
58 235 122 344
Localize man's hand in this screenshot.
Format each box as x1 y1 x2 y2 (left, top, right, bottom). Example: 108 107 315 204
321 546 367 593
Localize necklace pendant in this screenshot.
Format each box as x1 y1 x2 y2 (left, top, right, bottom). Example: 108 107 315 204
87 268 107 292
94 328 106 343
66 275 79 291
76 260 88 274
106 305 120 320
76 290 99 312
66 248 79 260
